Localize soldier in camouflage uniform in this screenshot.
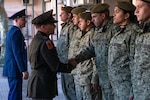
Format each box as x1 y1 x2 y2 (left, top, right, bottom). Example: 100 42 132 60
68 7 87 100
56 6 76 100
76 11 99 100
69 3 114 100
133 0 150 99
68 7 87 59
107 1 140 100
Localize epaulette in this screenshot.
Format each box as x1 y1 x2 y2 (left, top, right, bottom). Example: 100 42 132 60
45 40 54 49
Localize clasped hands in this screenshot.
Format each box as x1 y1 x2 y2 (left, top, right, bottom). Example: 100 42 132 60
68 58 78 68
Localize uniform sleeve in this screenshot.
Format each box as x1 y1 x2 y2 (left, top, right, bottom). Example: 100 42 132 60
130 86 134 97
91 57 99 84
75 39 95 63
129 29 138 98
129 30 137 62
40 40 73 73
12 30 27 72
68 24 75 44
40 40 60 72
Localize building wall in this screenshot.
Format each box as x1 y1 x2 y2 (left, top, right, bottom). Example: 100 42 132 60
4 0 43 17
4 0 44 46
3 0 134 46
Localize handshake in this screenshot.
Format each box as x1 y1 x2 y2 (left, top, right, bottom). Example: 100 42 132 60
68 58 78 68
58 58 78 73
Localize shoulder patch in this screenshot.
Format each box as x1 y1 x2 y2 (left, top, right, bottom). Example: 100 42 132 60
46 40 54 49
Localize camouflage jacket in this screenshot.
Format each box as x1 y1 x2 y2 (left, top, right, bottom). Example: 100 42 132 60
70 27 98 85
132 21 150 100
75 18 114 88
56 20 75 63
108 23 140 97
68 27 81 59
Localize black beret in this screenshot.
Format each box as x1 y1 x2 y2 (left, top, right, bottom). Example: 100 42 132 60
91 3 109 13
32 10 57 25
71 7 87 15
61 6 73 13
9 9 27 20
116 1 136 12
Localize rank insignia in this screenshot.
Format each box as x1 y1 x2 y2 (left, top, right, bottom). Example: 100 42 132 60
46 40 54 49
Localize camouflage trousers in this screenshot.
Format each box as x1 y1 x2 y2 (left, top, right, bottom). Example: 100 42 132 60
61 73 77 100
74 75 102 100
98 76 114 100
74 75 83 100
100 84 114 100
109 79 131 100
133 90 150 100
81 85 102 100
81 85 92 100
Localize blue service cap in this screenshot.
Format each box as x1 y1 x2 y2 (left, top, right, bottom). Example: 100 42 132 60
9 9 27 20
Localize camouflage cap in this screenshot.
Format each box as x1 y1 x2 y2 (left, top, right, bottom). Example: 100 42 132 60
71 7 87 15
116 1 136 12
78 11 92 20
32 10 57 25
61 6 73 13
91 3 109 13
142 0 150 3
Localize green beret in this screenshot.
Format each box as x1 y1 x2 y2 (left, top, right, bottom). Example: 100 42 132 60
71 7 87 15
116 1 135 12
89 4 96 11
91 3 109 13
61 6 73 13
78 12 92 20
142 0 150 3
32 10 57 25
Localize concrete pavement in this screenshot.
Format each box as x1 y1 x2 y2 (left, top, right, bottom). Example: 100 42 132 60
0 67 66 100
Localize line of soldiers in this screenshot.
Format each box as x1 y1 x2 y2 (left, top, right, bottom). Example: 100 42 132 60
56 0 150 100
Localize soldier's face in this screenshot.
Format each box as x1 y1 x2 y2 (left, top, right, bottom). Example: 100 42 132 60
45 24 56 35
91 13 104 27
135 0 150 23
113 7 129 26
60 10 69 22
78 18 87 31
72 14 79 26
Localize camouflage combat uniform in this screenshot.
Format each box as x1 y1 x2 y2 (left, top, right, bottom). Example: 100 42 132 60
69 27 98 100
75 18 114 100
68 27 81 59
132 22 150 100
56 20 76 100
108 23 140 100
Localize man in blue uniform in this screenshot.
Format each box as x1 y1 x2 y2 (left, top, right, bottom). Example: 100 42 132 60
3 9 29 100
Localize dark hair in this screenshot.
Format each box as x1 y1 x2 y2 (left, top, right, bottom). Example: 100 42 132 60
103 9 110 17
120 8 138 23
99 9 110 18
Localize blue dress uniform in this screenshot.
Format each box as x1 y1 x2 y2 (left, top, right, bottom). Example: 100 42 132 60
3 9 27 100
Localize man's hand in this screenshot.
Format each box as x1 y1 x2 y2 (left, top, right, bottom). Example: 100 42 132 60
92 83 100 90
68 58 78 68
129 96 134 100
22 71 29 80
